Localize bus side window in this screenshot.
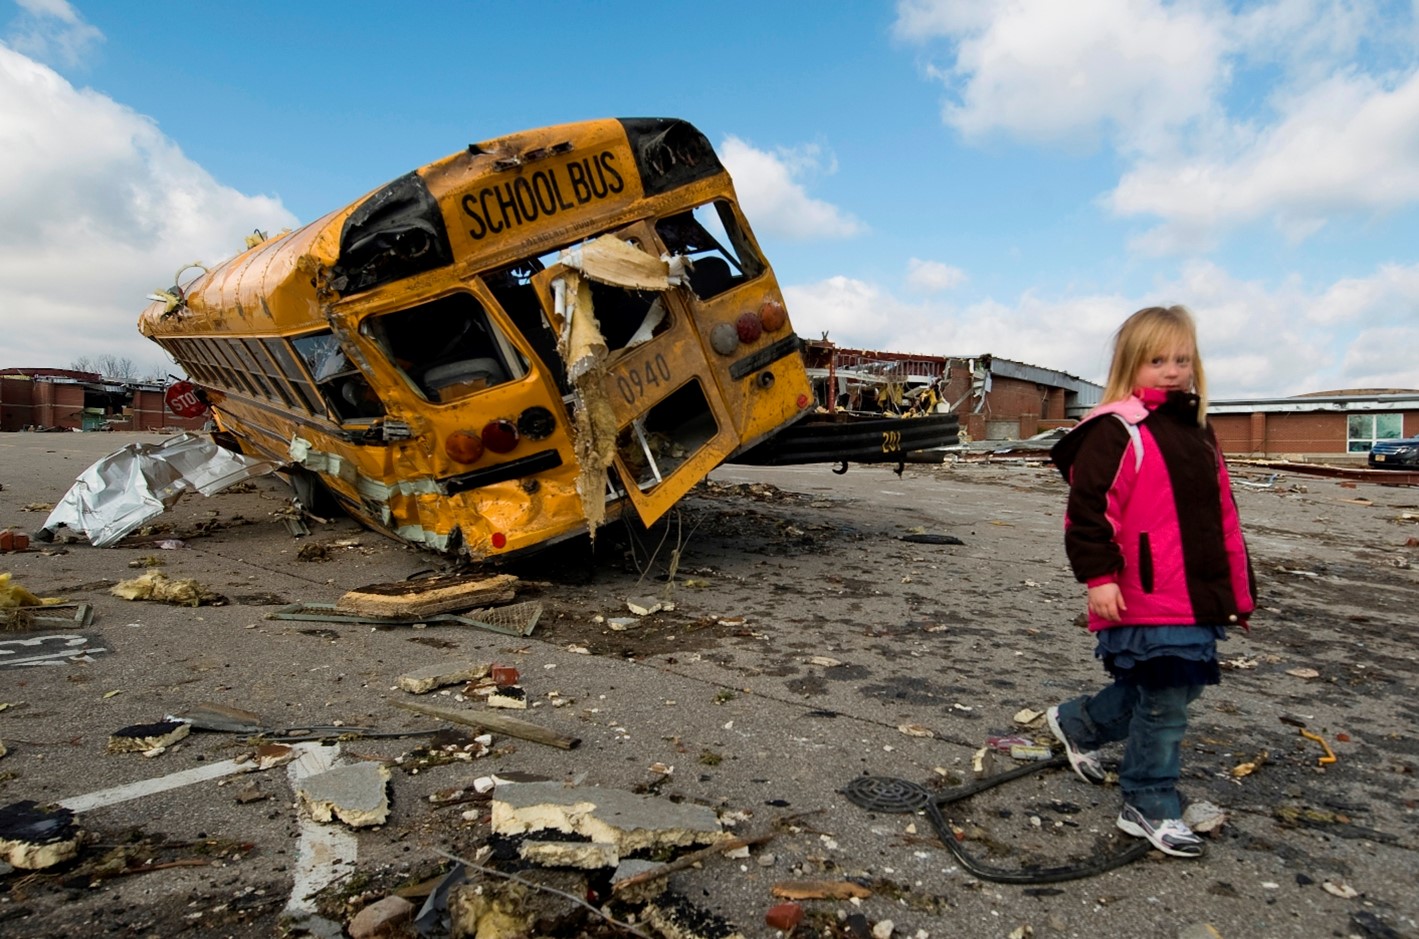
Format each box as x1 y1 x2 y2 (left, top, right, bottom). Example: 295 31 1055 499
362 292 527 404
655 201 765 300
291 331 386 421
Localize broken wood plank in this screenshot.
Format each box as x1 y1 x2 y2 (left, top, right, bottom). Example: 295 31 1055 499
771 885 868 907
611 831 775 894
391 699 581 750
336 573 518 618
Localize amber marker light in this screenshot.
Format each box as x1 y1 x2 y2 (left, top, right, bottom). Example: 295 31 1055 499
481 419 519 453
759 299 787 332
446 430 484 464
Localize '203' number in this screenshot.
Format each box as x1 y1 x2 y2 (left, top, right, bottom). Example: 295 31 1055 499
616 354 673 406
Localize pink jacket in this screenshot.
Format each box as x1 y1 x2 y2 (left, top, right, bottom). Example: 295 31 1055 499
1051 389 1255 632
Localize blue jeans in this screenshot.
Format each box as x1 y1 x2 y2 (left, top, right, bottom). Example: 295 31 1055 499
1054 681 1204 819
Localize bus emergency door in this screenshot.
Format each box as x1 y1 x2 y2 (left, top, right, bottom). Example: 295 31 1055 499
530 237 740 526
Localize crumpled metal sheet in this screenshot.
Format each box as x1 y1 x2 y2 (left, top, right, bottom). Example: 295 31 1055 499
42 433 279 547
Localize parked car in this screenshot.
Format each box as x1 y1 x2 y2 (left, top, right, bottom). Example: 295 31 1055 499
1368 437 1419 469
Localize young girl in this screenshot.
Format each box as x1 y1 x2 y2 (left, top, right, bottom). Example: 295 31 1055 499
1046 305 1254 858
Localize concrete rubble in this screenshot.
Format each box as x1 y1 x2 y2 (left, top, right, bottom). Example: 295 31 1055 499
491 781 731 868
295 761 393 828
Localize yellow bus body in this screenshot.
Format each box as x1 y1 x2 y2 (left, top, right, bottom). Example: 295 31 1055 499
139 118 813 559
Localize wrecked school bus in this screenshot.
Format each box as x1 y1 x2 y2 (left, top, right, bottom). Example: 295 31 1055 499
138 118 954 560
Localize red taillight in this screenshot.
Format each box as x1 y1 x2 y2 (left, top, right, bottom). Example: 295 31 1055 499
446 430 484 464
491 532 508 549
735 311 763 343
481 419 519 453
797 394 811 409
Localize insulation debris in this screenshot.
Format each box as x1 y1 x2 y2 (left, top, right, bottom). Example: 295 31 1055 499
111 571 224 607
0 572 61 609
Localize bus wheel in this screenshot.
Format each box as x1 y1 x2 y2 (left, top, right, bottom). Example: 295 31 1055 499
287 468 342 518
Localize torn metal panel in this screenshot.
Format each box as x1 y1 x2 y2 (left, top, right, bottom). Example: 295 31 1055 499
41 432 278 547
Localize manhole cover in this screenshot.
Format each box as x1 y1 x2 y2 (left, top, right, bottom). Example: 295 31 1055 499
842 776 931 814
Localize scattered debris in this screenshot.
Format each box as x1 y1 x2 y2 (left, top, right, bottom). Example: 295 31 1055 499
38 432 278 547
348 895 415 939
111 571 225 607
392 698 580 750
0 800 80 870
1285 667 1321 680
396 661 491 695
266 600 542 637
107 719 191 755
487 685 529 710
1299 728 1338 766
1181 801 1228 834
612 829 774 899
337 573 518 618
295 761 392 828
0 530 30 552
0 572 61 609
1323 880 1360 899
627 596 675 616
771 880 873 900
492 781 732 868
764 901 805 932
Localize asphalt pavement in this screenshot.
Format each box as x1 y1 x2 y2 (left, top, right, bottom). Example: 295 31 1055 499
0 431 1415 939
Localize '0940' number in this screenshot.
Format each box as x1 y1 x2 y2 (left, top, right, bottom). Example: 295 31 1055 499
615 354 673 406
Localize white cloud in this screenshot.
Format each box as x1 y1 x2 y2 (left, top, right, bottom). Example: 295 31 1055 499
0 44 298 372
897 0 1230 152
906 257 967 292
897 0 1419 250
5 0 103 68
718 136 864 240
1113 70 1419 248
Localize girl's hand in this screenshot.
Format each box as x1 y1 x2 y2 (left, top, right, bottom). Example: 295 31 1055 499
1087 583 1126 622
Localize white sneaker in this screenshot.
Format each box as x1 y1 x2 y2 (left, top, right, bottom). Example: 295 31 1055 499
1117 804 1205 858
1046 706 1105 784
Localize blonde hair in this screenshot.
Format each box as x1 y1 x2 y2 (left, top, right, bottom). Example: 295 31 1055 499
1102 305 1208 424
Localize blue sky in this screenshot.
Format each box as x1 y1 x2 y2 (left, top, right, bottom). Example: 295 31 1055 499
3 0 1418 397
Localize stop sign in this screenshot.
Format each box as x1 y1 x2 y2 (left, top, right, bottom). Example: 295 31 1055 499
164 380 209 418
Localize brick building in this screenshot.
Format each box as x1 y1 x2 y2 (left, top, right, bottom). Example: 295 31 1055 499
1209 391 1419 462
0 369 208 433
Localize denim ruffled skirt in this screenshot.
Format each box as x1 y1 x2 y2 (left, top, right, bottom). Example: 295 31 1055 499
1095 624 1227 688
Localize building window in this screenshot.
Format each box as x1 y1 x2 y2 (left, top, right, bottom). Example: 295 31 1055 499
1347 413 1402 452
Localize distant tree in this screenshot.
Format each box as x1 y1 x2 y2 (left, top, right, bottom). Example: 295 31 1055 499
70 354 145 382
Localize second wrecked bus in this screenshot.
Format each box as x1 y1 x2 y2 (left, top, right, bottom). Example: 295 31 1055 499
138 117 818 559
